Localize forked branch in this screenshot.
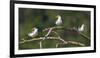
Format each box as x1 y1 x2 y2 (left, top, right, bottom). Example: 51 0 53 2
20 26 88 48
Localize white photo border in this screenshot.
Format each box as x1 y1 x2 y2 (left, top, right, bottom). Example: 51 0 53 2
10 1 96 57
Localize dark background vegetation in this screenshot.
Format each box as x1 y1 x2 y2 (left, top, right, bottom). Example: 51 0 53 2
19 8 90 50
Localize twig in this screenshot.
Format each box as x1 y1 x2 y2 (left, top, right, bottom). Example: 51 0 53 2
52 31 68 44
44 26 68 44
68 41 85 46
20 37 60 44
45 28 53 37
43 26 63 40
20 36 68 44
56 43 68 48
20 26 87 48
21 38 25 41
79 32 90 40
43 26 90 40
20 37 85 47
39 41 42 49
56 41 85 48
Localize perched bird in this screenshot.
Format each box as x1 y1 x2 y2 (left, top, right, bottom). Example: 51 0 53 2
28 27 38 38
78 24 85 32
55 15 62 26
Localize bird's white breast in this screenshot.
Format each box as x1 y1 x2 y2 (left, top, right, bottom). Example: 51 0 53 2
28 28 38 37
55 15 62 25
78 24 85 32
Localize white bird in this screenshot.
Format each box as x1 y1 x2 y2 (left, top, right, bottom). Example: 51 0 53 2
55 15 62 26
28 27 38 38
78 24 85 32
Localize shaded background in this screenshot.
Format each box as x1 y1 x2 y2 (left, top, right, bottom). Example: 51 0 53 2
19 8 90 50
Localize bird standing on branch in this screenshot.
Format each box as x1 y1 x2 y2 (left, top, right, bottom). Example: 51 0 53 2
55 15 62 26
78 24 85 32
28 27 38 38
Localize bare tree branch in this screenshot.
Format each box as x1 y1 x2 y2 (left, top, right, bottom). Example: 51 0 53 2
20 37 59 44
52 31 68 44
20 26 87 48
56 41 85 48
20 36 85 47
43 26 90 40
56 43 68 48
67 41 85 46
79 32 90 40
44 28 53 38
